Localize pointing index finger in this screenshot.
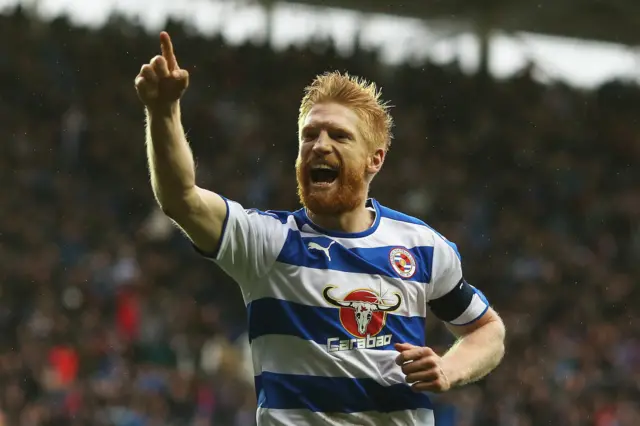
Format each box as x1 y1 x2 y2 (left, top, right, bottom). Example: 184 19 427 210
160 31 178 71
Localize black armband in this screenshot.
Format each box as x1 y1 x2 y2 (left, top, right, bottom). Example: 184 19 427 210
428 278 487 324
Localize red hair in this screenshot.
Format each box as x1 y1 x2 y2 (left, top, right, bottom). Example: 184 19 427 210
298 71 393 151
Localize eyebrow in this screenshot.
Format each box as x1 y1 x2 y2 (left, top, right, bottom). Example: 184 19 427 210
301 121 356 138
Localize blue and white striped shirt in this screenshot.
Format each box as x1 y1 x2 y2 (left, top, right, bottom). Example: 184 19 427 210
198 198 489 426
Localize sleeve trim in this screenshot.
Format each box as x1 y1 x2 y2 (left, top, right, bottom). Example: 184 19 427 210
450 303 489 326
192 195 230 261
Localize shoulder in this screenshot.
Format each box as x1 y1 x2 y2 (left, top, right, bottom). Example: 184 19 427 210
377 202 462 259
378 203 430 228
244 208 291 224
226 202 301 235
377 203 444 240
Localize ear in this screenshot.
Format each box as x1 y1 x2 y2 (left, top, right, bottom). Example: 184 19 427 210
366 148 385 175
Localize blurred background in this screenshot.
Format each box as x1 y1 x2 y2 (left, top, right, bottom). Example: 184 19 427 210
1 0 639 425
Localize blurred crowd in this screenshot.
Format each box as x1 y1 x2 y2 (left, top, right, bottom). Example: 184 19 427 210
1 5 639 426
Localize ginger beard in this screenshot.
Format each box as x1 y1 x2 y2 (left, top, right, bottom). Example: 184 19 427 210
296 156 368 216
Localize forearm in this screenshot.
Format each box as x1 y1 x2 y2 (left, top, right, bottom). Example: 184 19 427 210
145 103 196 212
442 320 505 387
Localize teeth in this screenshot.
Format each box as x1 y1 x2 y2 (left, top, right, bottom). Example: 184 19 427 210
311 164 337 170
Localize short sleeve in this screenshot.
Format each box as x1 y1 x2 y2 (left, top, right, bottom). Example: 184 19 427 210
195 198 289 288
427 236 489 326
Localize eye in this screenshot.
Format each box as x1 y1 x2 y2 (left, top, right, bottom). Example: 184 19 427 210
330 131 350 141
302 129 319 142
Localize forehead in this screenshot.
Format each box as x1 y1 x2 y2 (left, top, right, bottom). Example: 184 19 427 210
302 103 361 133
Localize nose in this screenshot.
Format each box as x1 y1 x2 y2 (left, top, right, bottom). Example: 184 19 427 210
311 131 333 155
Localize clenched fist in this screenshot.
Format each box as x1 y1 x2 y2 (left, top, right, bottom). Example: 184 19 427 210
135 31 189 111
395 343 452 393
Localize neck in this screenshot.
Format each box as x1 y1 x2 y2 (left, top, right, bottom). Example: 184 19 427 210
306 200 375 234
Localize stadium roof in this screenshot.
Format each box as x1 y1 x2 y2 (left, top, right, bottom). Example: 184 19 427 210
274 0 640 46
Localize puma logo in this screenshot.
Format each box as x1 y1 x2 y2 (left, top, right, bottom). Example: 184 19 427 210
308 241 336 261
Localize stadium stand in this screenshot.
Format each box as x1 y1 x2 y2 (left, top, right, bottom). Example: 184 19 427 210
1 6 638 426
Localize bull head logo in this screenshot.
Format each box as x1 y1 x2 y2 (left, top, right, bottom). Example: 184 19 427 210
323 286 401 336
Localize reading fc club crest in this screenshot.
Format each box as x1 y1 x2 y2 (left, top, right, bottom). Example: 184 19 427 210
389 247 416 278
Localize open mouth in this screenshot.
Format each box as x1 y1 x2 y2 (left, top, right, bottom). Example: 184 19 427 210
309 165 339 185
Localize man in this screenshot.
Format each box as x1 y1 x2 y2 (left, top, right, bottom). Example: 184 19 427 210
135 32 505 425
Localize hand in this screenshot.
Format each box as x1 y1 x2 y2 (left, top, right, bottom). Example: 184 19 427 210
394 343 452 393
135 31 189 111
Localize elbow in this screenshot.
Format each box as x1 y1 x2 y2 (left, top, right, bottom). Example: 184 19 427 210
495 317 506 343
496 340 506 366
158 200 192 222
159 203 181 221
153 192 179 219
493 319 507 365
156 188 199 221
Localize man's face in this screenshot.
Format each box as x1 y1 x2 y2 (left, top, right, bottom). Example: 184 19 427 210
296 103 381 216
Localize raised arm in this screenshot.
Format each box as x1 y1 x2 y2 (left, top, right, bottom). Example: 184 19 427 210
135 32 226 254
